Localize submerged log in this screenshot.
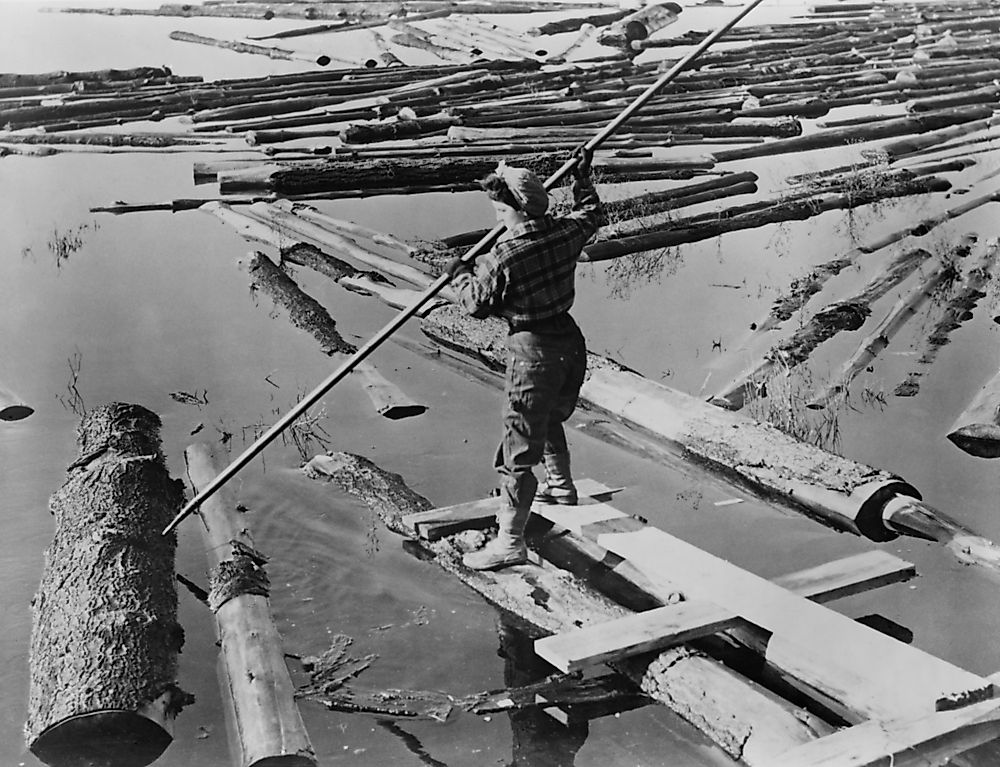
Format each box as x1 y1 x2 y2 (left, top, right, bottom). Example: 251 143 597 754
185 443 316 767
26 403 190 767
246 251 426 420
302 452 831 766
895 237 998 398
711 247 934 411
0 382 33 420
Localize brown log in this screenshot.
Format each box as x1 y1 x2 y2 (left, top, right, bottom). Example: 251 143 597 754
26 403 190 766
185 443 317 767
301 451 831 766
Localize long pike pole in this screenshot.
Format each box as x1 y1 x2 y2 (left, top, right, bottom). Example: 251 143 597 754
163 0 768 536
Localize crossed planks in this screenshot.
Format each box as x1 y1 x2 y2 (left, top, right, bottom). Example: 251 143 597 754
403 480 999 763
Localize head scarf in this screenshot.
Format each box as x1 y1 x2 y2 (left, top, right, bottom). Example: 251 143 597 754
495 161 548 218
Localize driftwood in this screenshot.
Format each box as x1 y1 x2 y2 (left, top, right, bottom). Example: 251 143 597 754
186 443 316 767
896 238 999 397
246 251 426 420
301 452 831 766
26 403 190 767
0 383 33 420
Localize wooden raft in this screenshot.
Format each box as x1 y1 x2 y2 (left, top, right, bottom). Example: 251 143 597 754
403 480 1000 766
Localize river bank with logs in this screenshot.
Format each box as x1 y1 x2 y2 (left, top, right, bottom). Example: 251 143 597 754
5 1 1000 766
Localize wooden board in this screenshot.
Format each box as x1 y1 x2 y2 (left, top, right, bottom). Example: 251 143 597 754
769 697 1000 767
400 478 623 540
536 550 916 673
572 522 993 720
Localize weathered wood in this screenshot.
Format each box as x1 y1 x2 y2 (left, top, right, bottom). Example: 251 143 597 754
185 443 316 767
301 452 832 766
0 382 33 420
769 697 1000 767
712 105 994 163
598 2 682 48
806 258 952 410
168 31 337 67
535 549 916 674
416 303 1000 567
27 403 190 767
895 237 998 397
587 525 992 720
246 251 426 420
711 247 933 410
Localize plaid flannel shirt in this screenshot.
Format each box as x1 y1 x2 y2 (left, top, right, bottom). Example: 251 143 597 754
452 175 605 329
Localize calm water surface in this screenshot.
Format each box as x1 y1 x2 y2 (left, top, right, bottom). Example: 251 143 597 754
3 2 1000 765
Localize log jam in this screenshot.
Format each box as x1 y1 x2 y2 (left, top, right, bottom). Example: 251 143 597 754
26 403 190 767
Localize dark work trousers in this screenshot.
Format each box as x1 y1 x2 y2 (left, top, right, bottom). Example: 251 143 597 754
494 318 587 511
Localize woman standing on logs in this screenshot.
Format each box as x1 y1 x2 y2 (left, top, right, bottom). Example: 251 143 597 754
445 147 604 571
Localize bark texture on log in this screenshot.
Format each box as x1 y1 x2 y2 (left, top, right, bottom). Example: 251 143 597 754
27 403 190 767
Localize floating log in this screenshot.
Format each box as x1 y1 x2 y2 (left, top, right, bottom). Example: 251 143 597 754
415 302 1000 569
185 443 316 767
806 258 953 410
864 114 1000 162
948 367 1000 458
168 31 336 67
583 174 950 261
895 237 998 397
26 403 190 767
529 8 631 36
0 383 33 420
340 113 460 144
302 452 832 766
0 65 175 88
598 2 683 48
712 105 995 163
711 247 933 410
246 251 426 420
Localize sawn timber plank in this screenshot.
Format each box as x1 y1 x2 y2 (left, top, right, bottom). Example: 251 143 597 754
535 550 916 673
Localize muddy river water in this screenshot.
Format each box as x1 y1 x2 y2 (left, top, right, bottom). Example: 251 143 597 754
3 1 1000 765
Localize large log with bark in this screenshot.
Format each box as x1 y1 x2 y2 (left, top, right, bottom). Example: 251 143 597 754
301 451 832 767
26 403 191 767
185 443 316 767
168 31 337 67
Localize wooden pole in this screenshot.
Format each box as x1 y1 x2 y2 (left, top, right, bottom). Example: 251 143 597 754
185 443 317 767
27 403 191 766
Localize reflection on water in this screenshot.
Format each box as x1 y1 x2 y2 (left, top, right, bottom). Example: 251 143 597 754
602 246 684 301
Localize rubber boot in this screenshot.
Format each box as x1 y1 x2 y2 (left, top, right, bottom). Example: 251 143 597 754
534 451 578 505
463 504 531 571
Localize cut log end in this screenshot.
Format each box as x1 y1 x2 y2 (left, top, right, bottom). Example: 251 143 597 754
947 426 1000 458
379 403 428 420
1 403 34 421
30 710 172 767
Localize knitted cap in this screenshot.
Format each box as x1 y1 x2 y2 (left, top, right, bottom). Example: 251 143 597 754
495 161 549 218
